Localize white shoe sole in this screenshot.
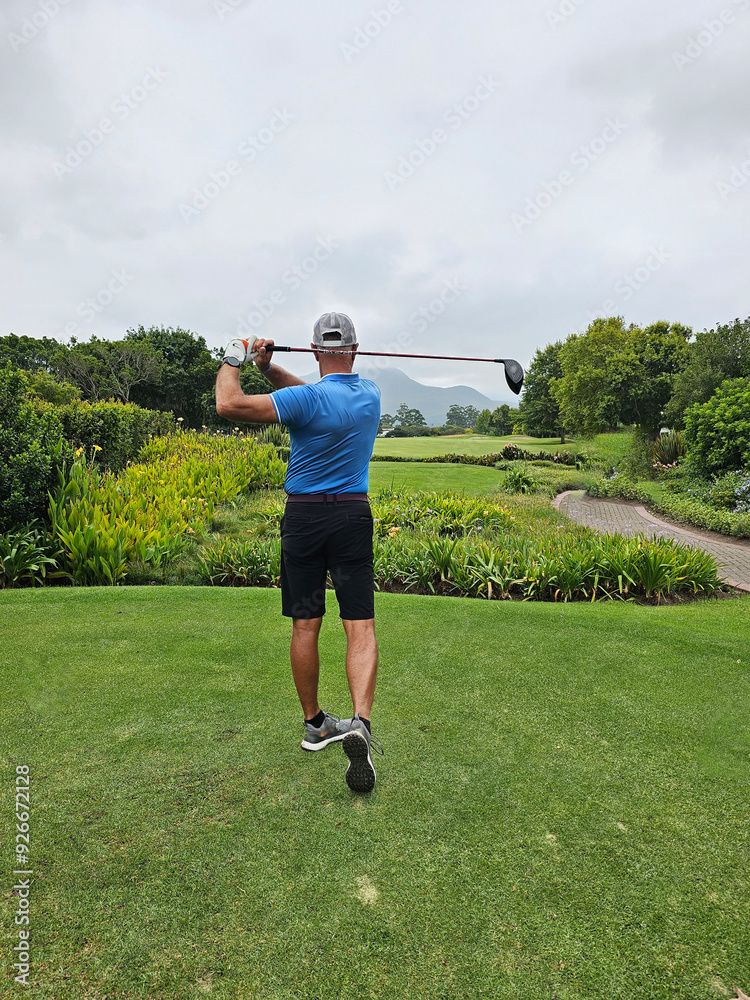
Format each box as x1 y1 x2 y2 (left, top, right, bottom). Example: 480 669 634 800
301 732 347 752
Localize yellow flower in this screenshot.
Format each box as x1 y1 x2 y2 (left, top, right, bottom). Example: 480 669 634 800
75 447 84 456
93 445 102 452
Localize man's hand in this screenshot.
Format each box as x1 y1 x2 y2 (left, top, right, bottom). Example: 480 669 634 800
222 339 249 366
251 338 275 373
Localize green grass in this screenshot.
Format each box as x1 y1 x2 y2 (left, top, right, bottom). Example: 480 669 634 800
372 434 575 458
2 587 749 999
371 430 634 465
368 460 503 495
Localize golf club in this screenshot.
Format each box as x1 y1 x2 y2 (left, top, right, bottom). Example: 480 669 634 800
254 346 525 395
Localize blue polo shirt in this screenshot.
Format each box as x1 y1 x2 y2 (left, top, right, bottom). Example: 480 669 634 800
270 373 381 495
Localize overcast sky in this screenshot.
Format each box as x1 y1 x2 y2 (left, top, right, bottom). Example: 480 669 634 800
1 0 749 396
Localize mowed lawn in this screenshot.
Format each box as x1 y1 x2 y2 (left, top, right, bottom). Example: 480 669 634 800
1 587 749 999
369 460 503 495
371 434 570 459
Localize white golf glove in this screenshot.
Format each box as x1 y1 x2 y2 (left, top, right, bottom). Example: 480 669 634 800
222 339 250 366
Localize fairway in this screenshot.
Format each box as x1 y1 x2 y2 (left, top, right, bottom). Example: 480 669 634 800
369 459 503 494
372 434 573 458
2 588 749 999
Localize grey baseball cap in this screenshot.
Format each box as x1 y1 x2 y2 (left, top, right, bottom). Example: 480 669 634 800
313 311 356 347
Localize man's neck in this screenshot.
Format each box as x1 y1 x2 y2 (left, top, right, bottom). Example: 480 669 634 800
319 364 356 377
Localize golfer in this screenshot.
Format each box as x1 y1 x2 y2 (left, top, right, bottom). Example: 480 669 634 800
215 312 383 792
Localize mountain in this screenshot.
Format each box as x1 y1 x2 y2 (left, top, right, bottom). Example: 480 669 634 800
302 361 511 427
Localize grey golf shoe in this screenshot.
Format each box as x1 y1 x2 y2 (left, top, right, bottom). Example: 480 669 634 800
342 714 384 793
301 711 350 751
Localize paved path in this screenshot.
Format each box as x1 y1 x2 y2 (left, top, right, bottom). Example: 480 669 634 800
553 491 750 594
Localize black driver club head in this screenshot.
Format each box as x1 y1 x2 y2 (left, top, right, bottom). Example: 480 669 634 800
497 358 524 395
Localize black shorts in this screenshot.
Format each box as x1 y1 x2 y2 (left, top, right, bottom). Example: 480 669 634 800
280 501 375 620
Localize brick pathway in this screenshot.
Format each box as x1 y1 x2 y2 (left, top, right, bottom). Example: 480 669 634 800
553 491 750 594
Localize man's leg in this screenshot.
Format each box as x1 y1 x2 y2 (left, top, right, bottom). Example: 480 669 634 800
290 617 323 720
342 618 378 719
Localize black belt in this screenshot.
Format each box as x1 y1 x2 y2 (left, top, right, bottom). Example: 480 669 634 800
285 493 369 503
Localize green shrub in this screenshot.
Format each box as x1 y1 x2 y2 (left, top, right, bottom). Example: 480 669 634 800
505 465 536 494
0 524 60 588
49 432 287 585
619 428 657 480
684 377 750 476
56 399 175 471
652 430 686 468
654 489 750 538
199 490 723 602
0 364 68 531
586 475 653 504
250 424 290 449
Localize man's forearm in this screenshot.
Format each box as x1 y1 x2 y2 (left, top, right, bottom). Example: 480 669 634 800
259 363 307 389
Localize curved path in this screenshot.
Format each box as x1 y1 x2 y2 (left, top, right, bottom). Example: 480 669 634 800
553 490 750 594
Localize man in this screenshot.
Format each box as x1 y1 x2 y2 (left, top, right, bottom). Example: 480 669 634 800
215 312 383 793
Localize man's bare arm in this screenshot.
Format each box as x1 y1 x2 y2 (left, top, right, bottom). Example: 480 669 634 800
215 364 278 423
253 338 308 388
261 365 307 389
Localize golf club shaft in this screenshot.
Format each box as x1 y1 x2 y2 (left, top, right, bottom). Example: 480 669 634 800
265 346 511 364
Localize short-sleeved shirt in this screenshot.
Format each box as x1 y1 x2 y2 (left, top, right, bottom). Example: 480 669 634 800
270 373 381 494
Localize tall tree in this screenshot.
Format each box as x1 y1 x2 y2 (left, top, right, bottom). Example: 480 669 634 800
550 318 635 438
475 408 492 434
620 322 691 437
445 404 479 429
551 317 689 439
54 336 164 404
125 326 217 426
0 334 63 373
665 316 750 427
519 340 565 441
395 403 426 427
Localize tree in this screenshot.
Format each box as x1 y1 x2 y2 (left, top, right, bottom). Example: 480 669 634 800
445 404 479 429
550 318 635 438
379 413 396 433
0 334 63 373
475 408 492 434
395 403 426 427
620 322 691 437
684 377 750 477
125 326 218 426
53 336 164 404
550 317 689 439
665 316 750 428
519 341 565 440
489 404 512 436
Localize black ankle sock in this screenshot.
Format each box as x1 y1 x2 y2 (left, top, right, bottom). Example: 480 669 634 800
306 710 325 728
358 716 371 734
